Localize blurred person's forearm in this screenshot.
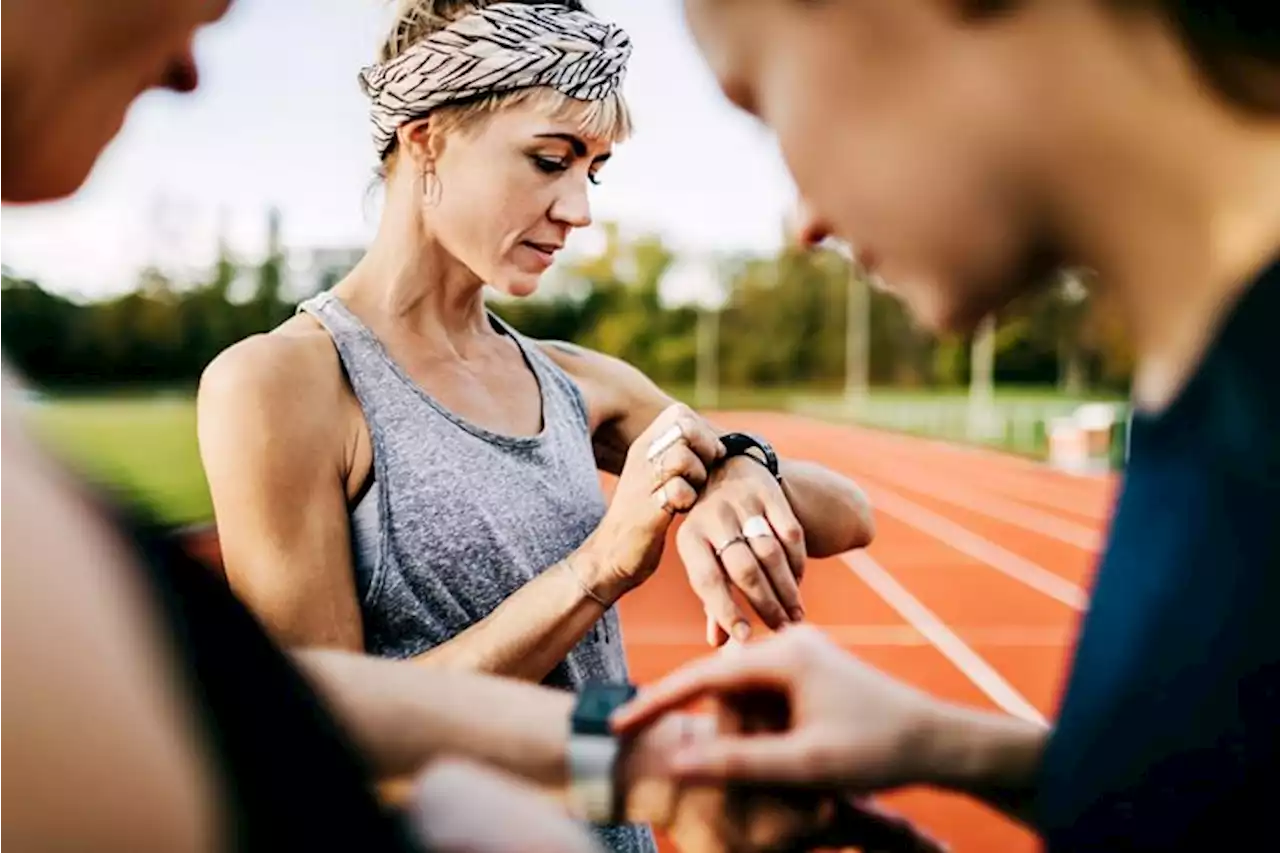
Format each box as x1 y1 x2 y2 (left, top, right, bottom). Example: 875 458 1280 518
916 702 1049 826
293 649 697 827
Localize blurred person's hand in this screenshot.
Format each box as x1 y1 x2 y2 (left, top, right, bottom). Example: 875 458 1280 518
626 678 946 853
613 626 1046 799
627 694 832 853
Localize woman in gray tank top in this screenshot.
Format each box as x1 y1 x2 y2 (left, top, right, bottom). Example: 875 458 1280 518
198 2 873 850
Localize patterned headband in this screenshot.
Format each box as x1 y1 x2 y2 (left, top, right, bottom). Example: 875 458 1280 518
358 2 632 156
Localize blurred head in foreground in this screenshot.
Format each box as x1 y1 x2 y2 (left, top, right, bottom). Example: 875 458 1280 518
1 0 231 203
683 0 1280 333
362 0 632 298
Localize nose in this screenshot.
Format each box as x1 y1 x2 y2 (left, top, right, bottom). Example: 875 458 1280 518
549 177 593 230
162 47 199 93
788 198 833 249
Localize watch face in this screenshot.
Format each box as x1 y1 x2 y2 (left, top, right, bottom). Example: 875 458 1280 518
573 683 637 736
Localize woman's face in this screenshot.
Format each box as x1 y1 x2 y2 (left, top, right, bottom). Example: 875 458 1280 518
2 0 232 203
413 97 614 298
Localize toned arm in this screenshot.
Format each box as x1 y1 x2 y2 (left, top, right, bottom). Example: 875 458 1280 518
198 331 367 651
540 340 874 558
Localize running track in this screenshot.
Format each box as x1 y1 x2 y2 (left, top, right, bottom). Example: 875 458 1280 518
616 412 1117 853
178 411 1116 851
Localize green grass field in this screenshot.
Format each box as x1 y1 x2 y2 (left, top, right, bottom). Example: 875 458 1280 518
25 385 1126 525
29 394 213 525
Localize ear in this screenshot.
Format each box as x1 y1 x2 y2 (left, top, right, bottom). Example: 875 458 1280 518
396 117 448 171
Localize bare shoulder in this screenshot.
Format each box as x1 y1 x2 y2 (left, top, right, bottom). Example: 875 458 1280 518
536 340 681 441
197 316 348 452
537 340 660 402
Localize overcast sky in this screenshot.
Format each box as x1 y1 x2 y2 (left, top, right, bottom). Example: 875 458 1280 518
0 0 798 302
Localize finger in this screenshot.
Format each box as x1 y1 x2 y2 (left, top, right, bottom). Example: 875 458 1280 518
652 476 697 517
706 612 729 647
655 442 709 491
610 640 791 732
680 529 750 643
667 733 817 784
744 517 805 623
763 499 807 585
720 536 788 630
642 406 688 461
672 411 725 465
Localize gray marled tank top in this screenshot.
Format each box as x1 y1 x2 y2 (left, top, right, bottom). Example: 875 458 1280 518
298 292 655 853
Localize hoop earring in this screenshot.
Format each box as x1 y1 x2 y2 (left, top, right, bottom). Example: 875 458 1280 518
421 164 442 208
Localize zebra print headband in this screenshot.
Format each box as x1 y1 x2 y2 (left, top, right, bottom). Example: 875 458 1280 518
358 3 632 156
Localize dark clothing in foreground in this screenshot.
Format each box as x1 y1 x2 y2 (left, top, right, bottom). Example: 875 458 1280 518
1037 259 1280 851
126 510 422 852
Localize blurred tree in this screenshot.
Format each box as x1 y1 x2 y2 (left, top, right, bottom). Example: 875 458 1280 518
0 223 1134 394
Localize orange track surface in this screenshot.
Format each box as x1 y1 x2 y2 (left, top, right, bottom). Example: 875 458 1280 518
615 413 1116 853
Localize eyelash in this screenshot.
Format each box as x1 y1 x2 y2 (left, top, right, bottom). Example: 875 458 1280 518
532 156 602 186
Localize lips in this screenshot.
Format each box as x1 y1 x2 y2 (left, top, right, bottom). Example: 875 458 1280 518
520 240 562 268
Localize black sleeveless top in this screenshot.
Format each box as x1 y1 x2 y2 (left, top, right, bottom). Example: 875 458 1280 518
124 510 422 852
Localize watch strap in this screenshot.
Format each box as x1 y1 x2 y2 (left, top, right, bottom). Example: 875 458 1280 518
567 682 637 824
719 431 782 482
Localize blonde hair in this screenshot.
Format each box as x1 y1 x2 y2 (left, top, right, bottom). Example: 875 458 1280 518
377 0 632 172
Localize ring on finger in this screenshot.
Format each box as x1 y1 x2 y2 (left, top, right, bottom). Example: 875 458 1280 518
713 535 748 558
651 455 670 490
645 422 686 461
657 480 677 516
742 515 774 539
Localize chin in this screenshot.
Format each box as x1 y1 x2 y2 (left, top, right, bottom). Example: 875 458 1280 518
2 154 95 204
890 276 987 336
490 272 543 300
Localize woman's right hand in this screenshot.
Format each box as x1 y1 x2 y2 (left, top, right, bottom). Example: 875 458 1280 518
610 625 953 792
576 403 725 600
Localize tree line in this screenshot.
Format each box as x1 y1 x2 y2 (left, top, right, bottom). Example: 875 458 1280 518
1 223 1133 394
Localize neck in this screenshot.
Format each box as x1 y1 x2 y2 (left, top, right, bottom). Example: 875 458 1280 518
337 195 491 347
1043 13 1280 412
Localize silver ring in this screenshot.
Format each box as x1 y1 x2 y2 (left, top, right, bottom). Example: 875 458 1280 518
656 480 676 516
645 422 685 462
742 515 773 539
714 535 748 558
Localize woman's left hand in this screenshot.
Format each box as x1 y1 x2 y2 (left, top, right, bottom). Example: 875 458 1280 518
677 457 807 645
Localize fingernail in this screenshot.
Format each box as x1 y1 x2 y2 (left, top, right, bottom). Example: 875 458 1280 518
732 621 751 642
789 606 805 622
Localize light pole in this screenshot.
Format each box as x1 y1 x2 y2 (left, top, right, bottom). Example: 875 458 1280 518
968 312 997 440
696 301 720 409
1058 268 1089 396
658 254 727 409
844 259 870 414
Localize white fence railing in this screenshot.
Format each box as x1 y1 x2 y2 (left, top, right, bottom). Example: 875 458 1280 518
792 395 1130 471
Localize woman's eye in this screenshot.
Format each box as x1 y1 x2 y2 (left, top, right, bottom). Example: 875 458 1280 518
588 171 602 186
533 156 568 174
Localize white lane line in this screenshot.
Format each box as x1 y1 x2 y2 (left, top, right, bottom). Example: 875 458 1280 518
842 551 1047 725
624 624 1074 647
865 485 1089 610
852 470 1102 551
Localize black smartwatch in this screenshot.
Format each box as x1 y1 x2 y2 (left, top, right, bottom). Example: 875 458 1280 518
719 431 782 482
567 681 637 824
